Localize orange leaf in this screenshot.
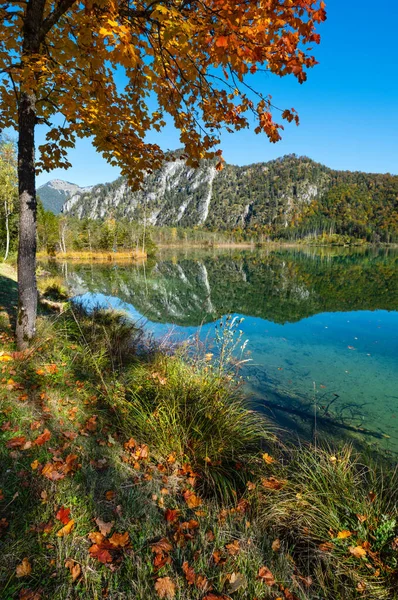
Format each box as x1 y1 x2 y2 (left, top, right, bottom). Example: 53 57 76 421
226 539 240 556
215 36 228 48
258 565 276 586
183 489 202 508
109 531 129 547
57 519 75 537
182 561 196 585
16 558 32 578
349 545 367 559
33 429 51 446
165 508 180 523
155 576 176 599
89 544 113 563
65 559 81 582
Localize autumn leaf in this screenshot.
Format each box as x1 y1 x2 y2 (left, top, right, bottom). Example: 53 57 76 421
215 36 228 48
349 545 367 559
262 452 274 464
225 539 240 556
57 519 75 537
6 435 26 448
258 566 276 586
95 517 114 536
19 590 42 600
88 531 105 544
183 489 202 508
16 558 32 578
228 572 247 593
65 559 81 582
109 531 129 547
89 544 113 564
56 507 71 525
165 508 180 523
261 476 286 490
151 537 173 555
272 538 281 552
155 576 176 599
336 530 352 539
182 561 196 585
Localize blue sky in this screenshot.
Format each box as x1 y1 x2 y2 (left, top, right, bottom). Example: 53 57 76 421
36 0 398 186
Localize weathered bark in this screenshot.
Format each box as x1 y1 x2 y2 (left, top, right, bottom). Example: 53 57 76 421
16 0 46 349
16 90 38 349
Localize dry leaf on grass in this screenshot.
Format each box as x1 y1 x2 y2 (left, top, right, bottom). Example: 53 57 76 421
155 576 176 599
95 517 114 536
65 559 81 582
258 565 276 586
16 558 32 578
56 519 75 537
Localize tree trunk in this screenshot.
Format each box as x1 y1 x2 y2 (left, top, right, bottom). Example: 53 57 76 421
4 201 10 262
16 90 38 349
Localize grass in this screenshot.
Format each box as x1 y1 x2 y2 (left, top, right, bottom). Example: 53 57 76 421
37 250 147 262
0 263 397 600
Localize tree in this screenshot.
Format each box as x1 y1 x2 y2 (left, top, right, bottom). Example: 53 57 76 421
0 139 18 261
0 0 326 348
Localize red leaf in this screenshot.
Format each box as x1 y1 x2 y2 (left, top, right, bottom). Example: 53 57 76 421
56 507 71 525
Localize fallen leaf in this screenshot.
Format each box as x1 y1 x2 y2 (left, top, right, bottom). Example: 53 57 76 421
272 538 281 552
88 531 105 544
16 558 32 578
95 517 114 536
262 453 274 464
6 435 26 448
57 519 75 537
109 531 129 547
226 539 240 556
182 561 196 585
337 530 352 539
261 477 286 490
19 590 42 600
56 507 71 525
65 559 81 582
33 429 51 446
151 538 173 554
89 544 113 564
165 508 180 523
155 576 176 599
258 565 276 586
349 546 367 559
183 489 202 508
356 581 367 593
228 572 247 593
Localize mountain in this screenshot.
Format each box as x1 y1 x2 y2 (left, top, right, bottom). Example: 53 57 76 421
38 179 92 214
50 154 398 241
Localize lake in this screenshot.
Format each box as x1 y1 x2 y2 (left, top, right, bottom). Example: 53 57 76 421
47 246 398 451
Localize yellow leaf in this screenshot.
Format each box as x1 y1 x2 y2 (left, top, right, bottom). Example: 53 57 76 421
349 545 367 559
262 453 274 464
337 530 352 539
57 519 75 537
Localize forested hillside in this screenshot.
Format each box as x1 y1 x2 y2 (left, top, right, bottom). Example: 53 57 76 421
60 154 398 243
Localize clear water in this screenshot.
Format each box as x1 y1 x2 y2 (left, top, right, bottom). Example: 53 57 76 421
49 247 398 450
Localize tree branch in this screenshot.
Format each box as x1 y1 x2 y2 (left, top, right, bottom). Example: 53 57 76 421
39 0 77 42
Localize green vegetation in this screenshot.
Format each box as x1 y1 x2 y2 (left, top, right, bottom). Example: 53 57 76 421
0 264 397 600
59 155 398 245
